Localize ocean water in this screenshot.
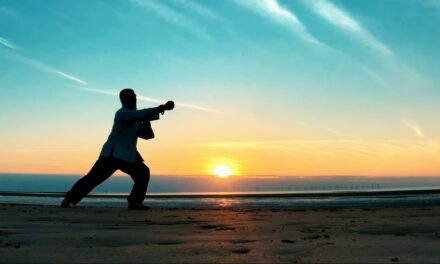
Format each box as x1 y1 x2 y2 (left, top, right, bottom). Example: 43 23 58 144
1 174 440 209
2 174 440 193
2 191 440 209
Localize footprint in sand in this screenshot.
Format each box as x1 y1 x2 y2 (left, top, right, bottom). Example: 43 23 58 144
199 224 236 231
231 248 251 254
155 240 185 245
229 239 256 244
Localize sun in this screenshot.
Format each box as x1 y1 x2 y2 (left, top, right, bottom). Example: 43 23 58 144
212 165 233 178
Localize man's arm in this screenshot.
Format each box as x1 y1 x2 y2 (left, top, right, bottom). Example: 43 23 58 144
116 101 175 123
116 107 160 123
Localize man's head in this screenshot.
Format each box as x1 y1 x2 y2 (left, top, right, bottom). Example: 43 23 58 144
120 88 136 109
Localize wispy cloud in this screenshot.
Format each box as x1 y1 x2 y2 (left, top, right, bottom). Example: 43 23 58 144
13 54 88 85
235 0 325 47
307 0 416 92
309 0 392 56
130 0 210 40
52 70 88 85
79 87 217 113
0 36 18 50
324 128 360 140
172 0 223 21
401 119 425 139
0 148 95 153
0 37 87 85
0 4 20 17
360 65 392 90
194 138 440 158
1 36 213 113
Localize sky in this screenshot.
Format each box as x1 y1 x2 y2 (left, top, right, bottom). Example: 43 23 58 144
0 0 440 177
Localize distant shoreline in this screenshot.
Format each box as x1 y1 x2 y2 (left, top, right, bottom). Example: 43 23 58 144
2 187 440 199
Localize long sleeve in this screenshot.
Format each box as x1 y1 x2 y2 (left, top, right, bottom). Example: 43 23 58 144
137 121 155 140
115 107 160 123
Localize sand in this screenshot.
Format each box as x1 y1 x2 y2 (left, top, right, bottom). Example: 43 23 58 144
1 204 440 263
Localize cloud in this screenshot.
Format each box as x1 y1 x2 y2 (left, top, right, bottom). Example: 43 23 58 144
0 36 18 50
130 0 210 40
79 86 217 113
307 0 425 92
52 70 88 85
401 119 425 139
1 36 213 113
419 0 440 11
194 138 440 158
0 37 87 85
360 65 392 90
309 0 392 56
234 0 325 47
324 128 360 140
172 0 223 21
0 148 95 153
14 54 88 85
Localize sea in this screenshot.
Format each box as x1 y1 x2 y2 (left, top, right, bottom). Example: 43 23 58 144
1 173 440 209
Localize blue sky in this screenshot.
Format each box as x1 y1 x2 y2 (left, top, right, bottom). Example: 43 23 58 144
1 0 440 176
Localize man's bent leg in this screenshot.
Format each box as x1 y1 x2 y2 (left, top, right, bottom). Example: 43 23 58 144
119 161 150 205
64 157 117 205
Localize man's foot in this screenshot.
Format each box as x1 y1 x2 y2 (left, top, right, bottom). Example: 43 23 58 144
128 203 151 210
60 199 75 208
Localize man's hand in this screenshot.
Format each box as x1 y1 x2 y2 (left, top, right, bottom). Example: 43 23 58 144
158 101 175 114
164 101 175 111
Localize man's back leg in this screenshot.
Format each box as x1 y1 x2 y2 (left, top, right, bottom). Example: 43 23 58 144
63 156 117 206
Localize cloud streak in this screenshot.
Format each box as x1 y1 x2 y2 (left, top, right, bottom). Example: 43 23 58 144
173 0 223 21
195 138 440 158
52 69 88 85
79 87 217 113
12 53 88 85
235 0 325 47
401 119 425 139
0 36 18 50
130 0 210 40
309 0 392 56
1 37 212 113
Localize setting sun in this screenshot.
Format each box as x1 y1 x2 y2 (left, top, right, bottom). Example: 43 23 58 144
205 158 240 178
212 165 233 178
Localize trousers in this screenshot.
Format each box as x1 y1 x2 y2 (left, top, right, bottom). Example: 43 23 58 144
65 155 150 205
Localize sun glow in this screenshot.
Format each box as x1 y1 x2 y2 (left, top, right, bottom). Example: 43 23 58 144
212 165 233 178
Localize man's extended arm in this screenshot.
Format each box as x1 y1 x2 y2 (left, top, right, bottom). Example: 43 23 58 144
117 107 160 123
116 101 175 123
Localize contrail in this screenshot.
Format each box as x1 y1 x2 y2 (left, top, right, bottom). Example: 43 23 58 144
0 36 18 50
22 57 88 85
79 87 217 113
1 37 212 113
52 70 88 85
309 0 392 56
2 51 88 85
401 119 425 139
235 0 326 47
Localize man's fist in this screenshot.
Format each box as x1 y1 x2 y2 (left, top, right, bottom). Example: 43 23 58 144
158 101 175 114
164 101 175 111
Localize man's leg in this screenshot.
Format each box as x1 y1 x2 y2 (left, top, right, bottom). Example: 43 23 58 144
64 157 117 205
119 161 150 205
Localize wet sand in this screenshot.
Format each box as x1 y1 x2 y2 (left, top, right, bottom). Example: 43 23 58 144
1 204 440 263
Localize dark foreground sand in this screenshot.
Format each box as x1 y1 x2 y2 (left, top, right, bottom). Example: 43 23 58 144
1 204 440 263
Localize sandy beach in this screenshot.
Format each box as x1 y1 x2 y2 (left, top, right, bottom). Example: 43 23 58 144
1 204 440 263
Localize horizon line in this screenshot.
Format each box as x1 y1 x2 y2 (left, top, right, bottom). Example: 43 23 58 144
1 172 440 178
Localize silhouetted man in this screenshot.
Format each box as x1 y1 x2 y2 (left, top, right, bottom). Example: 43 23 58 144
61 88 174 210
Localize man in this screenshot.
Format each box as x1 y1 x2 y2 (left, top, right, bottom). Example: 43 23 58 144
61 88 174 210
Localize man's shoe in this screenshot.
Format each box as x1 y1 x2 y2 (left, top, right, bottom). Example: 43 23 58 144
128 203 151 210
60 199 75 208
